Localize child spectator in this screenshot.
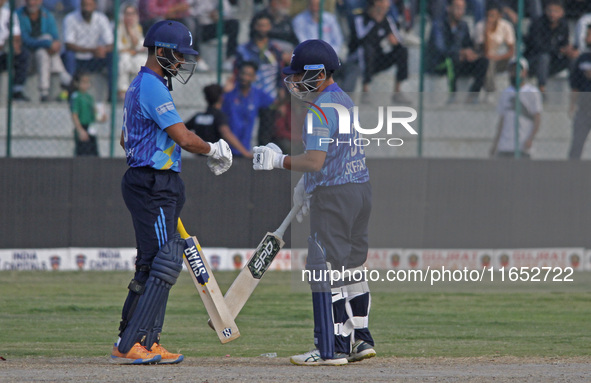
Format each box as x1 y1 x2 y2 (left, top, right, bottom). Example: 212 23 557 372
70 71 106 156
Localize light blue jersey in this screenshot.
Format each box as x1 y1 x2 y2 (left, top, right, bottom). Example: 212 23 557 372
303 83 369 194
122 67 184 172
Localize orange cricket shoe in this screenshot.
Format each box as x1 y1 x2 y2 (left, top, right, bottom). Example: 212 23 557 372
150 343 184 364
110 342 162 365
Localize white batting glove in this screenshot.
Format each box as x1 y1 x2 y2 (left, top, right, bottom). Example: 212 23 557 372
252 143 286 171
293 177 310 223
205 139 232 175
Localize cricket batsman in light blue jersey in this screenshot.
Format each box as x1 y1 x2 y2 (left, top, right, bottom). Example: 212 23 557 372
253 39 376 366
111 20 232 365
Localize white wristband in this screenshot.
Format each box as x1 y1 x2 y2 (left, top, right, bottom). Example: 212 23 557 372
204 142 214 157
274 154 287 169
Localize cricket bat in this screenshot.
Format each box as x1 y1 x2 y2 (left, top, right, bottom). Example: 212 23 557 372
207 202 301 329
177 218 240 344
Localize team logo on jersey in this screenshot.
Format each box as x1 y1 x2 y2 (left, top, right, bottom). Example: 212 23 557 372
156 101 175 115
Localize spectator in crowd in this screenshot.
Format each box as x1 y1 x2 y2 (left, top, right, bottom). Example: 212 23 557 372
222 61 274 156
474 1 514 95
116 3 147 100
346 0 409 102
138 0 209 71
292 0 344 54
430 0 486 25
524 0 577 96
490 58 542 159
0 0 31 101
253 0 299 52
567 25 591 159
95 0 114 20
70 71 106 156
564 0 591 21
17 0 71 102
63 0 113 77
427 0 488 103
236 12 283 145
337 0 418 45
41 0 80 19
138 0 190 33
499 0 542 25
574 10 591 53
185 83 253 158
189 0 239 71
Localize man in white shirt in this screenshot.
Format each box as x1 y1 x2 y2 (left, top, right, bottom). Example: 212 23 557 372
490 57 543 158
292 0 343 55
189 0 238 69
63 0 113 75
474 1 515 93
574 12 591 53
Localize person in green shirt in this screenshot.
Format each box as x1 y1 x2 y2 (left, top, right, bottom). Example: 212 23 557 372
70 71 106 156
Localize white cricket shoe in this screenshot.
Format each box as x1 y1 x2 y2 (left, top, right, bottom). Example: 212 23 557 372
290 349 348 366
347 340 376 362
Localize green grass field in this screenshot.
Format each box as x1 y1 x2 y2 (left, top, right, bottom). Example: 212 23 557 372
1 270 590 359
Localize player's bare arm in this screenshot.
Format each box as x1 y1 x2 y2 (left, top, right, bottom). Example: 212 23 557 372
283 150 326 172
165 122 211 154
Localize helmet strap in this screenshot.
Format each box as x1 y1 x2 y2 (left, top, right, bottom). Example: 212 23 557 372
166 73 173 91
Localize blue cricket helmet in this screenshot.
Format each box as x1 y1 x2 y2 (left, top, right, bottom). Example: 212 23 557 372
283 39 340 75
143 20 199 57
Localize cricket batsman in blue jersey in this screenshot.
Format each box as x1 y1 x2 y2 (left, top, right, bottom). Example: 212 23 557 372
110 20 232 365
253 39 376 366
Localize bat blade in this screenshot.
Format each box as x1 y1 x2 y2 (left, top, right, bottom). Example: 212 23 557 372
225 232 285 318
207 202 300 329
178 219 240 343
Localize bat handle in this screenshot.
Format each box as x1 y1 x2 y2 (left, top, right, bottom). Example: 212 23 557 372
177 218 190 239
274 200 302 238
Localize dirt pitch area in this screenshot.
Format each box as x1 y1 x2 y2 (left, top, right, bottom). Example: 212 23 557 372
1 356 591 382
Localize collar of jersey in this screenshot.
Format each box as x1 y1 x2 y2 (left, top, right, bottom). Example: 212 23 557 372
311 82 340 104
139 66 167 86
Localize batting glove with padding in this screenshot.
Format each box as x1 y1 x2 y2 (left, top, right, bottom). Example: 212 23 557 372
205 139 232 175
252 143 286 171
293 177 310 223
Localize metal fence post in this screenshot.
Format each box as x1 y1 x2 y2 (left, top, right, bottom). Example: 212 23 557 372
110 0 121 158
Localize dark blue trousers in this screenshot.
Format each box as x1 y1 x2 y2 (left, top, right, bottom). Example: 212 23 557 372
121 167 185 276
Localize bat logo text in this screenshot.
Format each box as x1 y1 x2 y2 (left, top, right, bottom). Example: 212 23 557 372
248 237 280 279
222 328 233 338
184 243 210 285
